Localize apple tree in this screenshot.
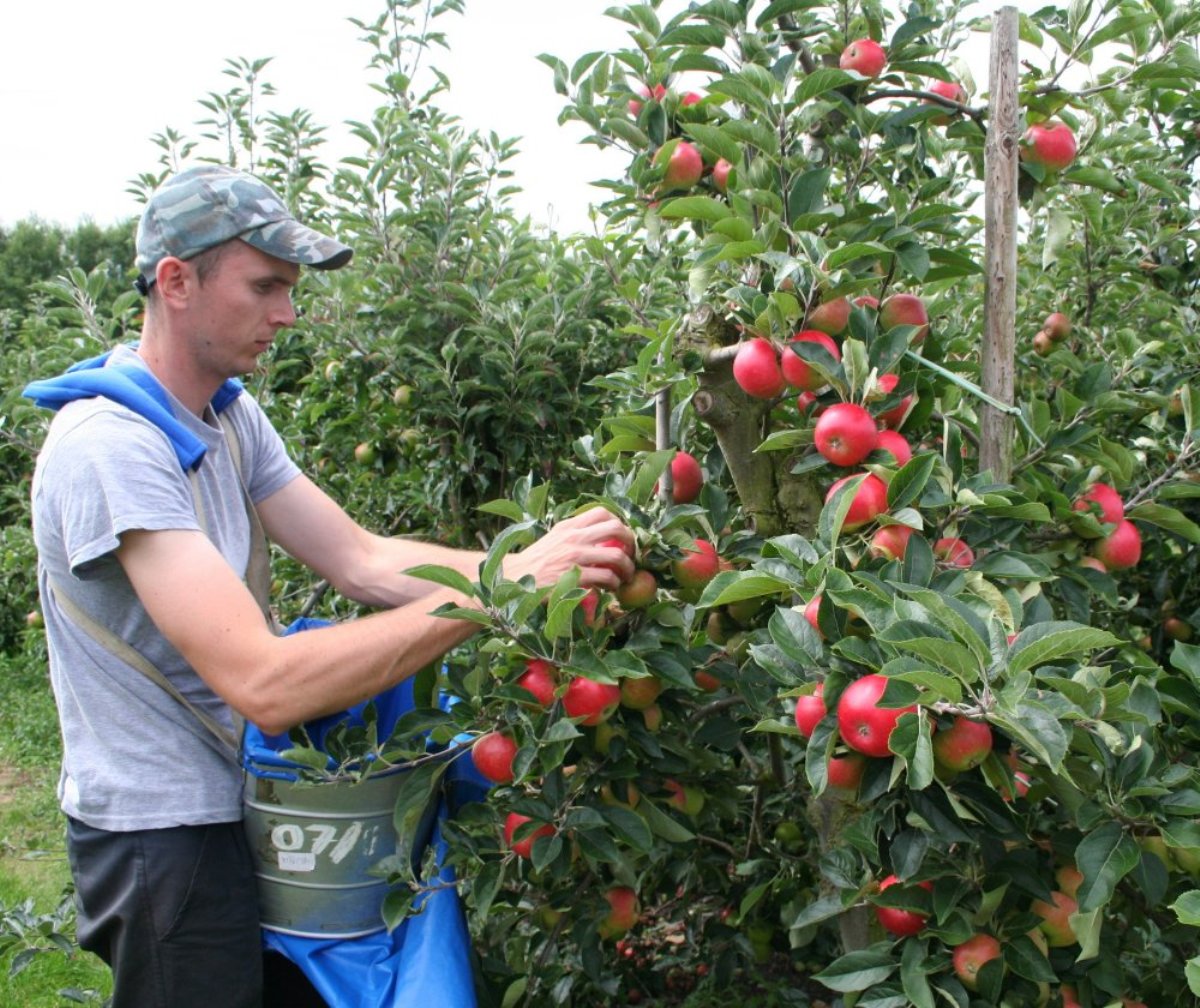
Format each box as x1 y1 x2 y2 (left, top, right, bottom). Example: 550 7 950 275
396 0 1200 1005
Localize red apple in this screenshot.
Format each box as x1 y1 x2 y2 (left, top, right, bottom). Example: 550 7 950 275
933 536 974 568
837 674 916 758
733 336 786 399
1033 330 1054 356
1073 482 1124 525
671 538 721 591
875 429 912 466
869 523 914 561
503 812 555 859
793 683 827 738
825 473 889 530
1055 864 1084 899
598 886 640 939
711 157 733 192
781 330 841 391
1164 616 1193 641
515 658 558 708
806 296 851 335
694 668 722 692
669 450 704 503
814 402 879 467
1031 890 1078 947
926 78 967 124
473 731 519 784
680 91 703 106
628 83 667 116
827 751 867 791
804 595 823 638
1021 120 1077 172
952 933 1002 991
874 373 914 429
1043 311 1072 341
664 778 705 815
879 292 929 343
654 140 704 190
874 875 932 936
839 38 887 78
1092 519 1141 570
931 715 993 772
563 676 622 725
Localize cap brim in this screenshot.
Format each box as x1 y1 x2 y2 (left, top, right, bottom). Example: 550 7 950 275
242 219 353 271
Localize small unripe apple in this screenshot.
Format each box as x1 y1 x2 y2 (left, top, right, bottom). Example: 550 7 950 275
616 569 658 610
1043 311 1072 341
1031 890 1078 947
1033 330 1054 356
354 442 377 465
620 674 664 710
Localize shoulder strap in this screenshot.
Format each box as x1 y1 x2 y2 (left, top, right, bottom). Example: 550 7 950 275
47 577 241 759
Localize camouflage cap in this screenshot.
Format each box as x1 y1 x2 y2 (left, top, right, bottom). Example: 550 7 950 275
134 164 352 291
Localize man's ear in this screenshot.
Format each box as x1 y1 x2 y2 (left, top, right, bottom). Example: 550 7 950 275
155 257 192 305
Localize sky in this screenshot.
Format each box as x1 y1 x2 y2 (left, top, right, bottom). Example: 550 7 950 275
0 1 632 235
1 1 1044 237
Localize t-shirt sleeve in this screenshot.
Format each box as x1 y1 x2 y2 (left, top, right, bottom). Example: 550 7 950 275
43 409 202 576
226 395 302 504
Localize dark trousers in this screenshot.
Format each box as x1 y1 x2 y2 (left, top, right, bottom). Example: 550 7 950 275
66 817 325 1008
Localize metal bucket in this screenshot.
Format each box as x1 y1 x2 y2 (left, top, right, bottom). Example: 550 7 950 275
243 767 435 939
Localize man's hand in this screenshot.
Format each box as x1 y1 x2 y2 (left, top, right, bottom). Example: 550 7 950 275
506 507 635 590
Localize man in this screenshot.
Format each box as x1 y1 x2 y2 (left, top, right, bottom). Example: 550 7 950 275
25 164 634 1007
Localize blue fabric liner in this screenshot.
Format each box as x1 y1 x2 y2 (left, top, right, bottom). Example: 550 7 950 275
248 619 477 1008
22 345 243 471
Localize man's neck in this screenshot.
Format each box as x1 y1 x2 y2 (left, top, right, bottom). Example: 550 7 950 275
135 331 222 418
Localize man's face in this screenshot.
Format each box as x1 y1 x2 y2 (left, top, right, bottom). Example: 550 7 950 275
186 239 300 378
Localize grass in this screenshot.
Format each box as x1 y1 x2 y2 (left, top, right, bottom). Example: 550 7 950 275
0 636 110 1006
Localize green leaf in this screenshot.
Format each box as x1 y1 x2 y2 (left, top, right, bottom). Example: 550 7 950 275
637 798 697 843
1008 622 1120 675
1172 890 1200 926
658 195 734 223
1126 503 1200 544
888 453 936 511
900 936 935 1008
787 167 831 219
401 564 477 597
796 68 855 104
1074 822 1140 912
813 947 897 992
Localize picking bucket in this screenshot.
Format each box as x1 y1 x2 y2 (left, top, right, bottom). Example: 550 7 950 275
243 767 436 939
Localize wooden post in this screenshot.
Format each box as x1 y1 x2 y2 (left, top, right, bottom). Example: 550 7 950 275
980 6 1020 482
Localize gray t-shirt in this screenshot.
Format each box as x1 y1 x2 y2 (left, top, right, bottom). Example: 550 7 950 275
30 347 301 830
